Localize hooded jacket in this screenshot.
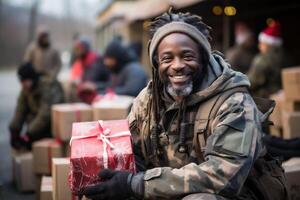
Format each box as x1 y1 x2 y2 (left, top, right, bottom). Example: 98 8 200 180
104 39 148 97
128 53 264 199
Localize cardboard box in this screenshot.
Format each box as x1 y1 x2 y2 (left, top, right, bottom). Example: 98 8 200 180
69 120 135 195
282 111 300 139
52 158 72 200
92 95 133 120
12 152 35 192
270 90 284 128
269 126 282 137
40 176 53 200
283 157 300 200
63 142 71 157
283 100 300 113
33 138 64 174
52 103 93 141
11 148 29 183
282 67 300 101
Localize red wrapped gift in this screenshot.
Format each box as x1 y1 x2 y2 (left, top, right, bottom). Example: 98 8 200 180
69 120 136 195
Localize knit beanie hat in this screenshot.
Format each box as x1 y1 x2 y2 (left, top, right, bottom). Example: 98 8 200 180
17 62 39 81
258 21 282 46
148 21 211 68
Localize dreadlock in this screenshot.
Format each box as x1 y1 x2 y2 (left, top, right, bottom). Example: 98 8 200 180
148 9 212 158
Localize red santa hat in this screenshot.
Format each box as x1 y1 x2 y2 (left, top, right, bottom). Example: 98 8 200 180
258 21 282 46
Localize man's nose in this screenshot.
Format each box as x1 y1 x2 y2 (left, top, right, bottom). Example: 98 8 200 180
171 58 185 72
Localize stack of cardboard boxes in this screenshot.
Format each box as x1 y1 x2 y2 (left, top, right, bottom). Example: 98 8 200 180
269 67 300 200
37 102 94 200
269 67 300 139
283 157 300 200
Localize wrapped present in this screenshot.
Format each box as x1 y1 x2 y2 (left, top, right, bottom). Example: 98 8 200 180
92 95 134 120
52 103 93 141
69 120 135 195
33 138 64 174
52 158 73 200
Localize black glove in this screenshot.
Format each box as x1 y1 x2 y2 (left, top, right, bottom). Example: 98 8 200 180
20 133 32 150
82 169 133 200
10 133 32 150
10 132 22 150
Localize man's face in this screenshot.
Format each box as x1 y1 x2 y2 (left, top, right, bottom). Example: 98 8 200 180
157 33 202 98
104 57 117 71
74 44 87 59
21 79 33 91
258 41 270 54
38 33 50 47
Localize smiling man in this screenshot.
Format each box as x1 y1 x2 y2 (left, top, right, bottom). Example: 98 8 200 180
81 10 287 200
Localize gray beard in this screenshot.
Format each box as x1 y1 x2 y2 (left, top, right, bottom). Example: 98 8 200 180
167 81 193 98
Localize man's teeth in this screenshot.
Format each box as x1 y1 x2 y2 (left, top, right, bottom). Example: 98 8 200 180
173 75 187 79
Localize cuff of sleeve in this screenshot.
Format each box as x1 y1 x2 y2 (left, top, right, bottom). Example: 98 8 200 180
130 172 145 199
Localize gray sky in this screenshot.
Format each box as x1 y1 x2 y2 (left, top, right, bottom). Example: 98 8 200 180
4 0 102 23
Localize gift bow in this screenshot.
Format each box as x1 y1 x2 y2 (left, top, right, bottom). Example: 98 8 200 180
69 120 131 168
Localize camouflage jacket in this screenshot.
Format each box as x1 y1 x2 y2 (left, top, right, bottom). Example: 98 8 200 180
9 78 64 139
247 46 289 98
128 53 264 199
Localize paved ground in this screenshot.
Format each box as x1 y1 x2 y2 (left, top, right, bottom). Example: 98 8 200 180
0 69 35 199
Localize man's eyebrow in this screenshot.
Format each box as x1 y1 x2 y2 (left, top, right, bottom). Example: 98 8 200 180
182 49 194 53
159 51 172 56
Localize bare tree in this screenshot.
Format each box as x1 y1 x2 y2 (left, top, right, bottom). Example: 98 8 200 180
27 0 40 44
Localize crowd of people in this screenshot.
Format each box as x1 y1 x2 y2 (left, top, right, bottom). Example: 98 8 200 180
9 27 148 150
8 9 298 200
226 20 292 98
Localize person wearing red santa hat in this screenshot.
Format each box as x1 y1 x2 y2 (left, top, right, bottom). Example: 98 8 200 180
247 20 291 98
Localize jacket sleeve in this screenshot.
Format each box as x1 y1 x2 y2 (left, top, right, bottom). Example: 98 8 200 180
9 91 28 134
23 43 34 63
143 92 263 199
27 82 64 135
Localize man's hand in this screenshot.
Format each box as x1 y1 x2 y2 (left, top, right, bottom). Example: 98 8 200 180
82 169 133 200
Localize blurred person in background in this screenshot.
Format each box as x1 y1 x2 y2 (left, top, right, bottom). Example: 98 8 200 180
248 21 290 98
70 32 80 66
129 41 143 61
9 62 64 150
226 22 256 74
103 37 148 97
71 36 110 103
23 25 62 80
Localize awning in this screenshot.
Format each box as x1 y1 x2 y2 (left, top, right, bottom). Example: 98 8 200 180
97 0 206 27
